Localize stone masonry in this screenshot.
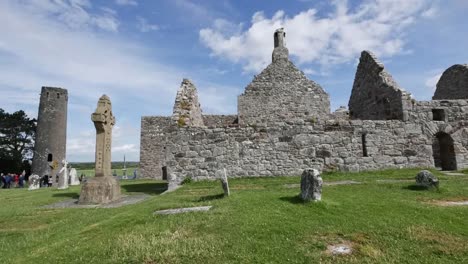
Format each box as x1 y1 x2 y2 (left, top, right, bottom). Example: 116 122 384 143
79 95 121 204
32 87 68 185
172 79 204 127
349 51 413 121
433 64 468 100
140 29 468 183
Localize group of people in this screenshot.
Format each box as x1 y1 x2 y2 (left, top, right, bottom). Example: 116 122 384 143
1 172 26 188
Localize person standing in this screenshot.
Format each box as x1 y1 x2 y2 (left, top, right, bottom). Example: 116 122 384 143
5 173 12 188
13 174 19 188
48 175 53 187
1 173 5 188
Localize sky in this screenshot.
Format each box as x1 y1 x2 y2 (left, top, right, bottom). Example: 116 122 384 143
1 0 467 162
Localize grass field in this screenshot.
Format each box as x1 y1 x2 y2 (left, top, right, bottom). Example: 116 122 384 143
78 167 138 177
0 168 467 263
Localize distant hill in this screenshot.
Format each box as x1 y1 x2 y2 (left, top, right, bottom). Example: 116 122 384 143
70 162 139 170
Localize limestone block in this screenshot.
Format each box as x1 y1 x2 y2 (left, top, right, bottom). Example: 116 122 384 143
415 170 439 188
300 168 323 202
216 169 230 197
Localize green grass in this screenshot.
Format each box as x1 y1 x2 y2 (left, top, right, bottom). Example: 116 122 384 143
78 167 138 177
1 168 468 263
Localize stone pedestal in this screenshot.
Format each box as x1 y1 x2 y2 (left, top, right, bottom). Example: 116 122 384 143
78 177 121 204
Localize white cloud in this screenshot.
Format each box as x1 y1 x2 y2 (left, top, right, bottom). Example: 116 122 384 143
0 0 189 161
303 68 317 75
113 144 138 153
425 72 442 91
136 16 159 32
115 0 138 6
200 0 436 73
22 0 120 32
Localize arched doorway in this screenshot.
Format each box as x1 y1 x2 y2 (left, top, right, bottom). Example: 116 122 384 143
432 132 457 170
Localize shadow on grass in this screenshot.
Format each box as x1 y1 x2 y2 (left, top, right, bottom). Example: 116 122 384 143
279 195 305 204
52 192 79 199
120 182 168 195
403 185 432 191
196 193 225 202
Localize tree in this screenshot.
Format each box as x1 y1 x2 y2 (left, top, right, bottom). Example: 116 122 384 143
0 108 36 173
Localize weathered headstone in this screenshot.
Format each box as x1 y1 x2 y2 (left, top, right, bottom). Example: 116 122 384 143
78 95 121 204
28 174 41 190
300 168 323 202
57 159 69 190
69 168 80 185
216 168 230 196
415 170 439 188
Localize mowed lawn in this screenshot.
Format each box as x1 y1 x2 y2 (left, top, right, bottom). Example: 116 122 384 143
0 169 467 263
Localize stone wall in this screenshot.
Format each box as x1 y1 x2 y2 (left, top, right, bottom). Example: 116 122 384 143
433 64 468 100
139 118 463 181
140 116 173 179
349 51 413 120
408 100 468 122
203 115 238 128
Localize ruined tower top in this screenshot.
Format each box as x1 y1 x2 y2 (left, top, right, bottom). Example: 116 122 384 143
272 28 289 62
172 79 204 127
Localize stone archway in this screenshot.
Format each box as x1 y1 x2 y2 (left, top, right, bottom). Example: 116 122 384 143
432 132 457 171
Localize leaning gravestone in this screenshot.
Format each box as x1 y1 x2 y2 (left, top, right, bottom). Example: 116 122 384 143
78 95 121 204
300 168 323 202
57 159 69 190
216 169 230 197
415 170 439 188
28 174 41 190
69 168 80 185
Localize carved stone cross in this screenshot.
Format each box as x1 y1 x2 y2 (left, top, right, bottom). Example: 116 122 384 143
92 95 115 177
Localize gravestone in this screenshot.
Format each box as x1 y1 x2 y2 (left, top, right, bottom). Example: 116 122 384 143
28 174 41 190
216 168 230 196
78 95 121 204
69 168 80 185
57 159 69 190
300 168 323 202
415 170 439 188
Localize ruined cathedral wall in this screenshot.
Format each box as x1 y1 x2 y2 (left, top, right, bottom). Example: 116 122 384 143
202 115 238 127
349 51 413 121
408 100 468 122
238 92 330 126
158 120 434 182
140 116 174 179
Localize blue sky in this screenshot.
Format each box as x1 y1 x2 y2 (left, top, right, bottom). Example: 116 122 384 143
1 0 467 162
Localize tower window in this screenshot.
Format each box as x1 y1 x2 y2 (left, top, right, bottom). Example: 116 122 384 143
432 109 445 121
57 93 60 99
362 134 368 157
47 153 53 162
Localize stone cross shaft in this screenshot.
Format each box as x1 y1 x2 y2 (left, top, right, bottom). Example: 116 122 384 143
92 95 115 177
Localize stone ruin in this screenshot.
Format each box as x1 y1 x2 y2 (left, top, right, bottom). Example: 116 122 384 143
79 95 121 204
31 87 68 186
140 28 468 185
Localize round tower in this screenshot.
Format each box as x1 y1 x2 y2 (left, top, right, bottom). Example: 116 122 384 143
32 87 68 184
